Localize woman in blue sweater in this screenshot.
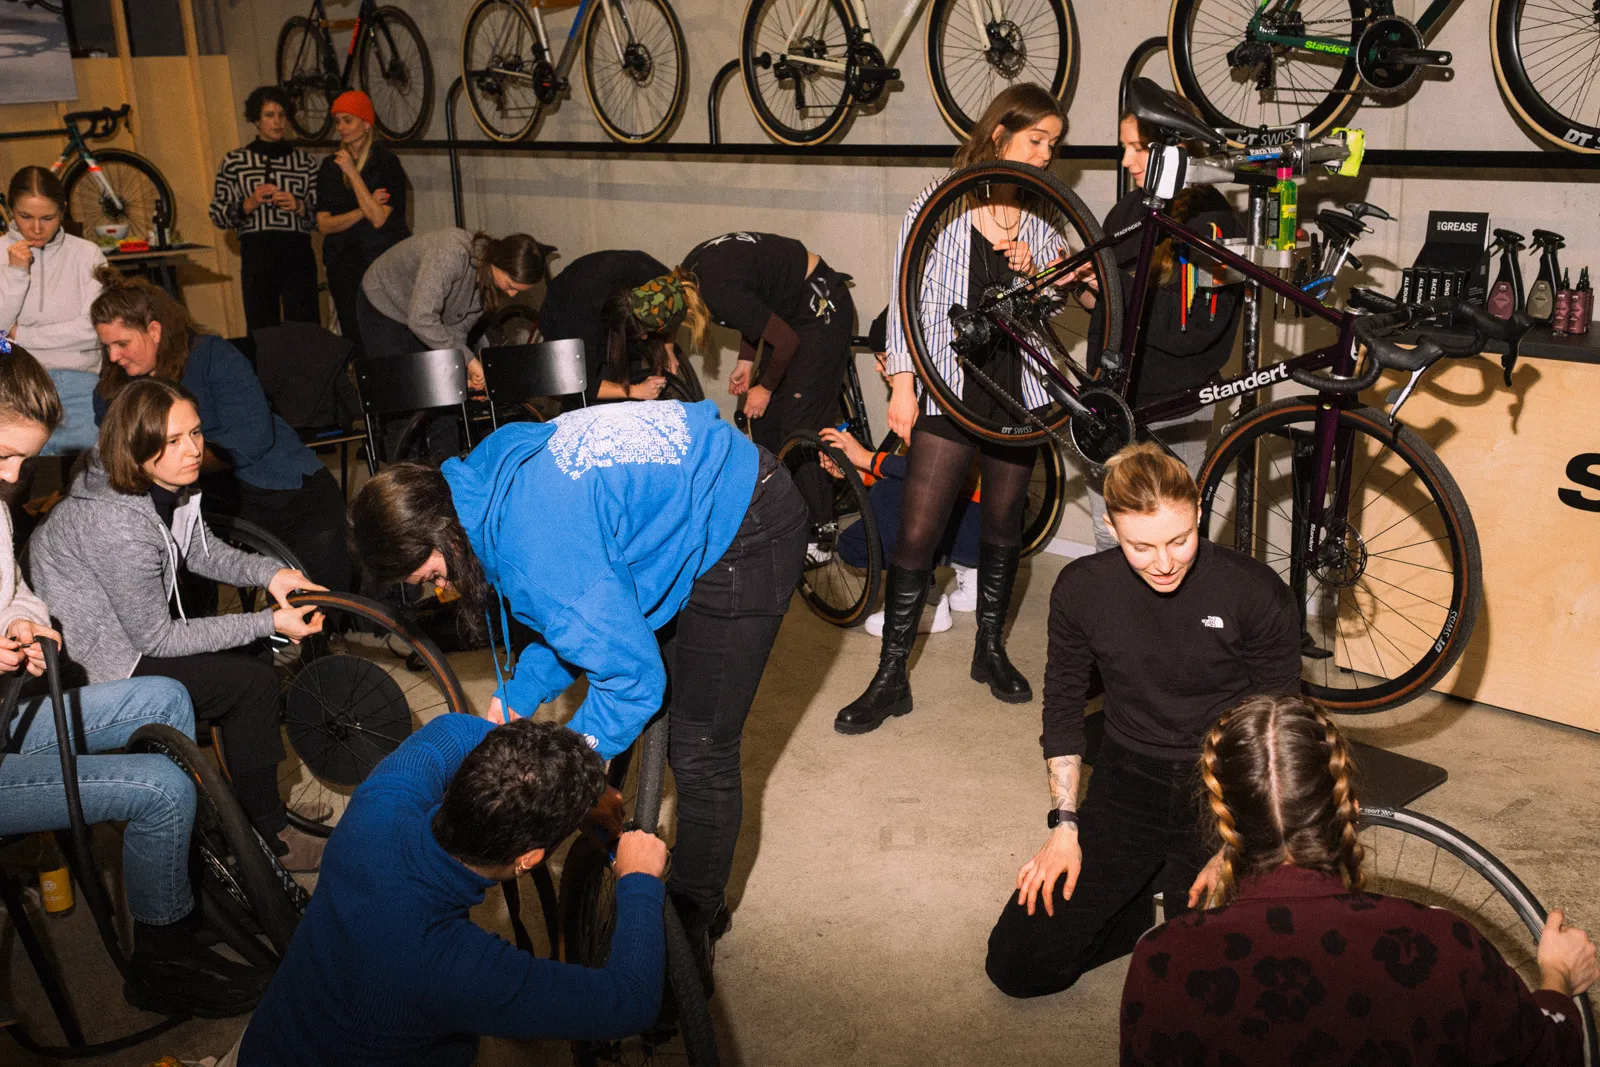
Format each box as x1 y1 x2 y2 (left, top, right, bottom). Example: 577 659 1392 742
349 399 807 965
88 268 350 592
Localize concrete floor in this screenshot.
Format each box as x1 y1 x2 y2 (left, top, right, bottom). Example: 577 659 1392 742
4 551 1599 1066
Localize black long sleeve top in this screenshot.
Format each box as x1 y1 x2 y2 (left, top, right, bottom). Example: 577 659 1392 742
1042 540 1302 762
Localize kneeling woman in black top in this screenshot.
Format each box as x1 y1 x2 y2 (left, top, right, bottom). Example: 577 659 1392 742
985 442 1302 998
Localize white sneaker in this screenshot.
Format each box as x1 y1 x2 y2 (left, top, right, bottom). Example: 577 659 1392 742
865 594 953 637
950 564 978 612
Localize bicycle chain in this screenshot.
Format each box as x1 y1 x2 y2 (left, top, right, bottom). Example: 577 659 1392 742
951 348 1074 453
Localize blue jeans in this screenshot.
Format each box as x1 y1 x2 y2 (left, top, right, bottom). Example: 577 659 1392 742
41 368 100 456
0 677 197 924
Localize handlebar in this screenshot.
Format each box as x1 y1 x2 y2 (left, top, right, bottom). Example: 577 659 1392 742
60 105 131 143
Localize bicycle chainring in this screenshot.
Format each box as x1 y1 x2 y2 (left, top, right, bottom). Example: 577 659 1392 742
1068 388 1136 472
984 21 1027 78
1355 16 1425 94
532 59 564 105
850 42 889 104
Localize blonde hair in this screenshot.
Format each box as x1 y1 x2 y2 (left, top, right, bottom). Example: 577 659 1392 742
1101 441 1199 517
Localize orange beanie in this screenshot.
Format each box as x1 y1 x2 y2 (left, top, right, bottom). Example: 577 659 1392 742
330 90 376 126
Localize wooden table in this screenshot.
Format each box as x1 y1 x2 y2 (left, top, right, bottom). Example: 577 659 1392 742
104 242 204 301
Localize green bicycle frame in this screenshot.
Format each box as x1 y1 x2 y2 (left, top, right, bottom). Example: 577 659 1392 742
1247 0 1451 56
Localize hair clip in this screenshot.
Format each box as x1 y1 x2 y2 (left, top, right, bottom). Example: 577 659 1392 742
0 331 12 356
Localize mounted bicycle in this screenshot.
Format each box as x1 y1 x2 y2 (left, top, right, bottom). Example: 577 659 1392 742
895 78 1531 713
276 0 434 141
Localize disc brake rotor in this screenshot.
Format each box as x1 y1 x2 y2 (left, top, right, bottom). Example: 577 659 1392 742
984 21 1026 78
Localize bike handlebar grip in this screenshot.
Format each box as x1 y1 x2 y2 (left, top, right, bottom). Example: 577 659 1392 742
1454 301 1532 343
1291 358 1383 394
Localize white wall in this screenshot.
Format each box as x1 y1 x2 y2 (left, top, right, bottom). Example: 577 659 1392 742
215 0 1600 548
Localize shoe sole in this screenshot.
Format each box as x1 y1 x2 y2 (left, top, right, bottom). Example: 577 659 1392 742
123 980 263 1020
970 666 1034 704
833 697 913 734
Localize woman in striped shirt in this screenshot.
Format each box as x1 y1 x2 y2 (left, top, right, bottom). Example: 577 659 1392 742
836 84 1067 737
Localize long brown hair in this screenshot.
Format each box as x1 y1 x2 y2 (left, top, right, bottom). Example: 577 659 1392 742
602 267 711 383
0 341 63 433
471 232 552 312
6 166 66 215
89 267 204 403
954 83 1065 167
1199 693 1365 907
98 377 197 495
1101 441 1199 516
1120 106 1229 284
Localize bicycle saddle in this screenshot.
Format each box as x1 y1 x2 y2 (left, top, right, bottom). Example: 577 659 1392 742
1124 79 1225 148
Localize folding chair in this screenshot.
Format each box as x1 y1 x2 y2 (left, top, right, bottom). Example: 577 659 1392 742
353 348 473 475
480 339 587 430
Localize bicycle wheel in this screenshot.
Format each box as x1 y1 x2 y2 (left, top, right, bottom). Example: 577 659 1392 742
462 0 545 142
663 355 705 403
899 161 1123 446
926 0 1076 138
61 149 174 246
275 15 334 140
1357 807 1598 1061
1491 0 1600 154
1020 441 1066 557
1168 0 1362 137
778 431 881 626
583 0 689 144
127 724 306 959
1197 398 1481 714
359 6 434 141
740 0 856 146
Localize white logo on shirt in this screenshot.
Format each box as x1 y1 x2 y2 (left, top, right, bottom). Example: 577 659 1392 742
1202 615 1225 629
548 402 691 481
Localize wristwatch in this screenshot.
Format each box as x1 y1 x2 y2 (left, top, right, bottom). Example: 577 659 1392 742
1047 809 1080 830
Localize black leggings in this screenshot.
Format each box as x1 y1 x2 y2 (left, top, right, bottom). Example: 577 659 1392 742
891 421 1036 569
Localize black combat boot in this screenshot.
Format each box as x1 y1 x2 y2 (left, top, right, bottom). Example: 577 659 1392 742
970 542 1032 703
834 566 932 734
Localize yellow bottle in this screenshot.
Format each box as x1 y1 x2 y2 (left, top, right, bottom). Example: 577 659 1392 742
38 834 74 915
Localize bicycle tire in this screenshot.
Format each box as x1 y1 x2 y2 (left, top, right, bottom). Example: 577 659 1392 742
60 149 174 247
899 161 1123 446
276 15 334 140
1357 806 1598 1062
926 0 1076 138
663 355 706 403
1021 441 1066 558
1196 398 1481 713
583 0 689 144
1167 0 1362 138
778 431 881 626
359 6 434 142
1490 0 1600 154
128 724 305 958
462 0 545 143
740 0 857 146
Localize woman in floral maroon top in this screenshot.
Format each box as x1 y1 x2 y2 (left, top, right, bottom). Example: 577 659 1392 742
1121 694 1597 1066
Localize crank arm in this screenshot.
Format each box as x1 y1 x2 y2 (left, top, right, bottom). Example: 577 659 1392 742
1376 46 1452 67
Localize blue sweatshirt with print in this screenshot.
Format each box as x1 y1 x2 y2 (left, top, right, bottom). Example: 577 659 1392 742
442 400 758 757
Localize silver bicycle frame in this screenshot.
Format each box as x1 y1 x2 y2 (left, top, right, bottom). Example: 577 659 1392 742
776 0 1005 74
499 0 635 83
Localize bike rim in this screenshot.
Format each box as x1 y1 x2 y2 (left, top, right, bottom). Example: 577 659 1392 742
69 161 162 239
1172 0 1361 134
362 12 429 139
902 165 1115 444
1021 442 1065 557
1504 0 1600 144
931 0 1069 134
281 21 332 137
778 434 879 625
586 0 684 142
744 0 853 144
465 0 542 141
1199 405 1474 711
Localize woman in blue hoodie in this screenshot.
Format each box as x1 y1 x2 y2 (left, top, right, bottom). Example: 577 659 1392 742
349 398 807 963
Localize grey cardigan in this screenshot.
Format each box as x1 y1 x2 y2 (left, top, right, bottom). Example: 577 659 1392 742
359 227 483 351
27 458 285 683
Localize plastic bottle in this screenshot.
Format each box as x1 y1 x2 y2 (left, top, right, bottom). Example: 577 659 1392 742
1274 167 1297 251
1485 229 1525 320
1553 268 1572 335
1571 268 1592 336
38 834 74 915
1525 229 1564 323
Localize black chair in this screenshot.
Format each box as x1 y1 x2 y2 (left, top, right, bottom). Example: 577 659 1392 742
353 348 473 475
480 339 587 430
254 322 364 498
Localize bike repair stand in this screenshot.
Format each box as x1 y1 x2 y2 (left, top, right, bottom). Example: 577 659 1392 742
1235 179 1446 810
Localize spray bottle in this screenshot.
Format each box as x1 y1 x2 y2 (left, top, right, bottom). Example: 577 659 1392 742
1273 167 1297 251
1485 229 1525 320
1553 268 1572 335
1524 229 1565 323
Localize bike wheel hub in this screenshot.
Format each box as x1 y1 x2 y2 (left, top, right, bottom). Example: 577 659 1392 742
1356 16 1425 92
1312 518 1368 587
622 42 653 83
984 21 1027 78
1067 388 1136 471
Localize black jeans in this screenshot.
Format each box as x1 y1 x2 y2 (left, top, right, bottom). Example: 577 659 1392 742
662 446 809 918
356 288 426 358
240 232 320 334
985 737 1212 998
325 252 371 358
237 468 352 593
748 264 854 527
133 650 287 835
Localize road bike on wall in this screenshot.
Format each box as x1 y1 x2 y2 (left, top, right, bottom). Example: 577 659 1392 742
1167 0 1600 152
461 0 689 144
276 0 434 141
896 78 1533 713
0 106 173 245
740 0 1079 145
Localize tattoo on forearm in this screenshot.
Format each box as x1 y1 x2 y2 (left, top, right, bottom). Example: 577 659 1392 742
1047 755 1082 813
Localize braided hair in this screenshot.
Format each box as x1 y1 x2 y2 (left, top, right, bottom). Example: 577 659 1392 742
1198 693 1365 907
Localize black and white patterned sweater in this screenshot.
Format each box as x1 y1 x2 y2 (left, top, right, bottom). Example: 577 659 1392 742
208 139 319 237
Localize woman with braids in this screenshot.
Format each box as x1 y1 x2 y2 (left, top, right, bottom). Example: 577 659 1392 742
836 83 1069 735
985 441 1302 998
1122 694 1597 1063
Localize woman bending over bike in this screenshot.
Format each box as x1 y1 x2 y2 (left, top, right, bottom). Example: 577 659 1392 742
348 399 807 972
836 83 1065 736
1084 105 1244 551
1123 693 1597 1063
985 442 1301 998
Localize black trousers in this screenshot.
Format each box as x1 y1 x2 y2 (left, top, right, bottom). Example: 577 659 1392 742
240 232 320 334
133 650 287 834
662 447 809 917
748 265 854 527
237 468 353 594
985 737 1212 998
356 288 425 358
325 253 370 358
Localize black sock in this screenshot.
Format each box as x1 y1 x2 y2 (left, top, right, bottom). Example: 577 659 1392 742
133 908 203 958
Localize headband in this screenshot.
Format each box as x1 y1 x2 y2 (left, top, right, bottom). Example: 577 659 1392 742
627 275 686 337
